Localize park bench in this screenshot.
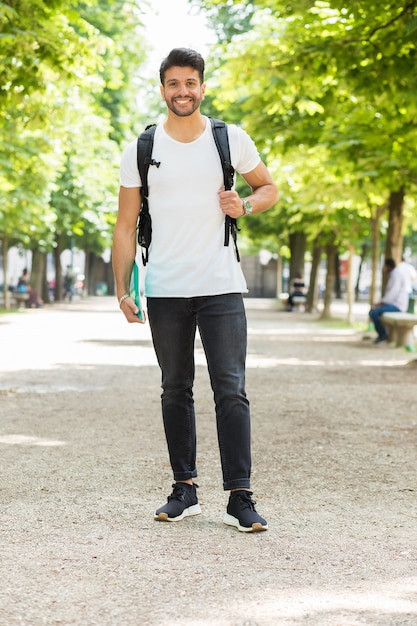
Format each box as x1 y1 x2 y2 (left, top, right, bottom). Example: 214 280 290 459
12 291 29 310
381 312 417 349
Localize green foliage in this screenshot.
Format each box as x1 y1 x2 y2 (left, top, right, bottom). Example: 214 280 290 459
0 0 99 105
77 0 147 143
191 0 255 43
193 0 417 256
0 0 147 276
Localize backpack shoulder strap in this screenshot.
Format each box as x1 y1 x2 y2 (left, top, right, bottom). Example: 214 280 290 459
209 117 240 262
209 117 235 191
136 124 157 201
136 124 158 265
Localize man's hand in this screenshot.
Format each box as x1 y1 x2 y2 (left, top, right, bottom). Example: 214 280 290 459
120 296 146 324
218 190 244 218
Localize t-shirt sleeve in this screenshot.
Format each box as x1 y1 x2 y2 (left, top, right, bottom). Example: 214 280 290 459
120 139 141 188
228 124 261 175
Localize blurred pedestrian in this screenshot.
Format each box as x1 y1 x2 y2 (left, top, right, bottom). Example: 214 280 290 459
63 266 75 301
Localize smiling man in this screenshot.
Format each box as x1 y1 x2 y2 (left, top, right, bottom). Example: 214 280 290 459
112 48 278 532
162 67 204 117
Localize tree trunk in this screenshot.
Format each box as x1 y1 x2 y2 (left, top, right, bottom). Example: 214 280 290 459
2 235 11 309
383 188 405 293
306 244 322 313
346 244 355 325
107 255 115 296
86 250 93 295
369 203 385 306
54 236 64 301
276 253 283 297
321 243 337 319
385 188 405 265
289 231 306 281
355 243 368 301
31 248 44 295
334 250 341 299
40 252 50 304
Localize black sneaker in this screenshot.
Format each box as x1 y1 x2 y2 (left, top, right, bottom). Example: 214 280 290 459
223 490 268 532
154 483 201 522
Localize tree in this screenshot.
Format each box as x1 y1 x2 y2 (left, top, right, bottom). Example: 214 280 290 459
0 0 148 306
195 0 417 315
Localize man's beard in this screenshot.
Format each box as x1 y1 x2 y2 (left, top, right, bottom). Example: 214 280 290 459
165 96 202 117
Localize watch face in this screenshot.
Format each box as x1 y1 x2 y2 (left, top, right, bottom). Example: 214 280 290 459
244 200 253 214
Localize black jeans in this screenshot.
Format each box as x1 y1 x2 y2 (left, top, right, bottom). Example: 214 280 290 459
147 293 251 490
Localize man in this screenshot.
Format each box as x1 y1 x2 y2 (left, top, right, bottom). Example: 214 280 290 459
112 48 278 532
369 258 408 344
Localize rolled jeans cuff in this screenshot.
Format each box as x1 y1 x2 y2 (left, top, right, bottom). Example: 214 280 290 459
224 477 251 491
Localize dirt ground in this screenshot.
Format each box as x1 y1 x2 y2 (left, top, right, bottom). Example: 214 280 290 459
1 296 416 626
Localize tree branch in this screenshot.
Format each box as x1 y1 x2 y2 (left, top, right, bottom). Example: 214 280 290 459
367 0 416 40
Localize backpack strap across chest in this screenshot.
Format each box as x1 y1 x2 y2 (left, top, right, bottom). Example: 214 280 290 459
136 118 240 265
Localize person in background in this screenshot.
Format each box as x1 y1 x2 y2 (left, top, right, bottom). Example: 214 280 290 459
287 272 307 311
369 258 408 344
112 48 278 532
63 266 75 301
17 268 30 292
17 268 43 308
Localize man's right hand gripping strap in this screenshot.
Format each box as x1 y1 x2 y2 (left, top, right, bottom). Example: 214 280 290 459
209 118 240 262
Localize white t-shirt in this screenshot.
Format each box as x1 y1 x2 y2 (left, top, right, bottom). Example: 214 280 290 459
397 261 417 294
382 268 409 312
120 117 260 297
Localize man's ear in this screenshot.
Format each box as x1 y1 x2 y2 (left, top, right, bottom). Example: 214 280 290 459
160 85 165 101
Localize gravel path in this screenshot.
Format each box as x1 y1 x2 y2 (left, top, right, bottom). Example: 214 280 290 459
1 297 416 626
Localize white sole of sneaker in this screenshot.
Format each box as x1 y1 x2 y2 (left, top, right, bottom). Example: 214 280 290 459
223 513 268 532
154 503 201 522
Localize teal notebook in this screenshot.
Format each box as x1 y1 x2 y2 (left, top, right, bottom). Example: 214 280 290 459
129 261 144 321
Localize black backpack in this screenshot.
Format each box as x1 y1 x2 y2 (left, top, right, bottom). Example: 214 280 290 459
136 117 240 265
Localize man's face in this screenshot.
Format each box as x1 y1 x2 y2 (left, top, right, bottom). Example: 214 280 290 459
160 66 205 117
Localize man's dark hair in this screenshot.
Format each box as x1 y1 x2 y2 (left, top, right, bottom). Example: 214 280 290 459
385 257 396 270
159 48 205 85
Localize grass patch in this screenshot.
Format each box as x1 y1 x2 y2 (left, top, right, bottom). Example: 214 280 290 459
318 318 368 331
0 388 17 396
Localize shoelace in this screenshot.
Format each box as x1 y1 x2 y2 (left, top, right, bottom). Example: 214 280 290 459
167 482 198 503
168 484 187 502
236 492 256 510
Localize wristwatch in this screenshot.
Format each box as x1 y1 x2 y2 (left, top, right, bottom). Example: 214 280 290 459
242 199 253 216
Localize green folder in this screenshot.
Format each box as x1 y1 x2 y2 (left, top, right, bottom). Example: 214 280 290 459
129 261 144 321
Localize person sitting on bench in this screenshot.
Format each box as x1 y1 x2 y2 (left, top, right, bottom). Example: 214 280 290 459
17 268 43 308
287 273 307 311
369 258 408 344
